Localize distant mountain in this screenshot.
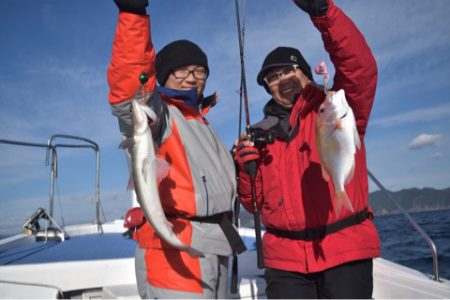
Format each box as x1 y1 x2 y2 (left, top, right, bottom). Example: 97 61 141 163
369 187 450 215
238 187 450 227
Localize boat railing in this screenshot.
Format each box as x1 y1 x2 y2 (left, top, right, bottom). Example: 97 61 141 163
0 134 102 234
46 134 102 233
368 170 440 282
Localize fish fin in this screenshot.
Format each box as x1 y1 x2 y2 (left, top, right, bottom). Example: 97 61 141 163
119 137 134 150
140 104 158 124
345 160 356 185
335 119 343 129
126 175 135 191
156 158 171 183
321 165 331 182
353 125 361 150
334 191 354 216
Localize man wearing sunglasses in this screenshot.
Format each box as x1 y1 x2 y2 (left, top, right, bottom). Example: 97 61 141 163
108 0 244 298
235 0 380 298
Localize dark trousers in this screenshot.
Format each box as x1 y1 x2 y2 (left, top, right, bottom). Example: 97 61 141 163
264 259 373 299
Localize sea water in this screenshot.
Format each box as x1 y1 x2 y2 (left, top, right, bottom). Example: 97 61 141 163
373 208 450 280
240 209 450 280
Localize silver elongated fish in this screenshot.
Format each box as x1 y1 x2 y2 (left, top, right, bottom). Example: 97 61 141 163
121 99 202 257
316 89 361 215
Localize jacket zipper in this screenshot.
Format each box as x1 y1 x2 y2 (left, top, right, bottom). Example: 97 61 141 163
202 175 209 216
203 117 221 155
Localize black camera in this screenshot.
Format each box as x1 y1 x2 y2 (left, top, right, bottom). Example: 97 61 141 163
249 128 275 149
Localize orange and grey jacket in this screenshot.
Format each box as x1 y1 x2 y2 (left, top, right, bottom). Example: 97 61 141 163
107 12 237 292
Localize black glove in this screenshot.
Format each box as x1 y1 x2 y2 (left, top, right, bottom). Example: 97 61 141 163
114 0 148 15
292 0 329 17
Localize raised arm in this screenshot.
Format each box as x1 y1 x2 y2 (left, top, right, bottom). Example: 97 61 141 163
296 0 378 137
107 0 158 137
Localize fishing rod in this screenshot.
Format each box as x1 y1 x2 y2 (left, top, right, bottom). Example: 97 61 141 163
235 0 250 132
231 0 245 293
234 0 265 277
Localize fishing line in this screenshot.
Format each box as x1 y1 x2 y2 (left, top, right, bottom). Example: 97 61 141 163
313 0 329 93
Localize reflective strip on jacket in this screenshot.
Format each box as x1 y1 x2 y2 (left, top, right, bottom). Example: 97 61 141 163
239 0 381 274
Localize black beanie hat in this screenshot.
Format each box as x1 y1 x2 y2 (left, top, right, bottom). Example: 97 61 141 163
257 47 313 93
155 40 209 86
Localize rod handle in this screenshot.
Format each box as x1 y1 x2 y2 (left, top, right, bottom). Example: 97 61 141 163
254 211 264 269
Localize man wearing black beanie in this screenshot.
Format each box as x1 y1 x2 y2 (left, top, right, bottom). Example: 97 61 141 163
108 0 244 298
234 0 380 299
155 40 209 88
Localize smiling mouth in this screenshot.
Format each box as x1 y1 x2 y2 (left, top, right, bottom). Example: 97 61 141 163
281 87 296 95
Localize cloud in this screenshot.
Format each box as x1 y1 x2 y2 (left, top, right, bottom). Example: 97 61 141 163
408 133 441 150
371 104 450 128
430 152 443 159
0 55 121 147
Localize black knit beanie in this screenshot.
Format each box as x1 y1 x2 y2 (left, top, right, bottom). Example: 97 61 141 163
257 47 313 93
155 40 209 86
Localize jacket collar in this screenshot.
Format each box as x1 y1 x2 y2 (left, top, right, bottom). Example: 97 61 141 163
261 100 294 141
261 83 325 141
157 86 200 110
158 86 217 119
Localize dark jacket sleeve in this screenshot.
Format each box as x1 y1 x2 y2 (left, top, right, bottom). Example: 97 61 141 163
312 0 378 138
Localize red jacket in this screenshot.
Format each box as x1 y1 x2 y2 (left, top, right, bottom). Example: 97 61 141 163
239 0 380 273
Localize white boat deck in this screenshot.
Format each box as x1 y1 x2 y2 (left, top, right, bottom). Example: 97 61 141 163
1 222 449 299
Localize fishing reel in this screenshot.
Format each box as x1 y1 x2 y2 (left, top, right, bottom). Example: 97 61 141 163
248 128 275 149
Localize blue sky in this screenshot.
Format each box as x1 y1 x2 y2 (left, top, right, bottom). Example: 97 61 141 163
1 1 449 234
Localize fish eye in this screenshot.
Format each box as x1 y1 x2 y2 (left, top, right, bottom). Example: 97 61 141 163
319 108 325 113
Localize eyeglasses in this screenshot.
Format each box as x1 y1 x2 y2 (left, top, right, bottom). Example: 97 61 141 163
264 65 299 86
172 67 208 80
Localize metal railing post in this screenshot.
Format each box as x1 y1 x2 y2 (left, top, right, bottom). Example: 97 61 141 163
48 148 57 223
368 170 440 282
48 134 102 233
0 135 102 234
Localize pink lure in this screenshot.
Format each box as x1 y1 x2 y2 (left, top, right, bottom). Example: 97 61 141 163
315 61 329 92
315 61 328 76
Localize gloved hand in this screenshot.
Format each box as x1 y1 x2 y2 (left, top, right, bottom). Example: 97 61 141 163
233 139 260 172
292 0 329 17
123 207 145 229
114 0 148 15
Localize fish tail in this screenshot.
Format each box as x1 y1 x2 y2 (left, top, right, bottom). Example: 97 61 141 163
334 191 354 215
119 137 134 150
185 247 204 258
126 175 135 191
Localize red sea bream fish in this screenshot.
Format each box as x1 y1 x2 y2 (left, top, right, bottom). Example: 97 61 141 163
316 89 361 215
121 99 202 257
